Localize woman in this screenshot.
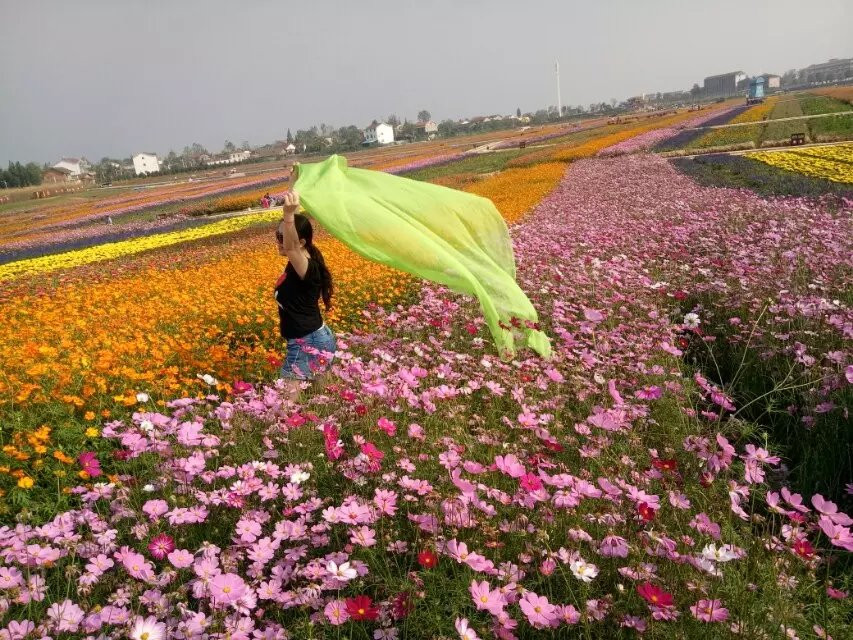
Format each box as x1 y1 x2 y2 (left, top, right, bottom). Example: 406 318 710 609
274 188 337 385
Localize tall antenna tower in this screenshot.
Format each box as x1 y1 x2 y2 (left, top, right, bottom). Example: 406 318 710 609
555 60 562 116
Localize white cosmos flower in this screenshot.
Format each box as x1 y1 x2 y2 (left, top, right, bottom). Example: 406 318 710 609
197 373 217 386
142 484 156 493
326 560 357 581
130 615 166 640
290 471 310 485
136 392 150 403
570 559 599 582
683 312 701 329
701 543 738 562
139 420 155 434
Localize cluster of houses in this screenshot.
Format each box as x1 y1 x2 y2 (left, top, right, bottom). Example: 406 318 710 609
42 157 94 184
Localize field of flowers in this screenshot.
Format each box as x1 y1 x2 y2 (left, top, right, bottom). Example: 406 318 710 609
746 143 853 183
0 171 292 247
0 145 850 639
671 153 853 199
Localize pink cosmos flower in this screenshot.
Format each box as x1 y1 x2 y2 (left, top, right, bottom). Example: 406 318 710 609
598 535 629 558
519 591 557 628
556 604 581 624
209 572 247 606
147 533 175 560
167 548 194 569
690 599 729 622
130 615 166 640
455 618 480 640
826 586 847 600
142 499 169 520
377 416 397 436
470 579 505 615
324 599 350 625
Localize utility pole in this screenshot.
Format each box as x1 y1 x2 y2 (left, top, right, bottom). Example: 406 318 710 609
555 60 562 117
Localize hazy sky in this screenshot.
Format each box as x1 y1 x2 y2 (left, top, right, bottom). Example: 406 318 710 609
1 0 850 164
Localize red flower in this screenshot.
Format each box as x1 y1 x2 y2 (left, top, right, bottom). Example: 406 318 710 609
465 322 478 335
355 404 368 417
148 533 175 560
673 290 688 301
345 595 379 621
637 502 656 522
793 538 815 559
360 442 384 462
637 582 673 607
417 550 437 569
232 380 253 394
676 336 690 350
652 458 678 473
267 355 282 368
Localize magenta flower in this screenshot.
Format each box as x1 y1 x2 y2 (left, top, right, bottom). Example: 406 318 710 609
690 599 729 622
519 472 543 492
77 451 102 478
598 534 629 558
147 533 175 560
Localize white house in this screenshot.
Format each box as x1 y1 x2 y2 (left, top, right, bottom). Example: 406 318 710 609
228 150 252 163
363 121 395 145
285 143 296 155
132 153 160 175
52 157 88 177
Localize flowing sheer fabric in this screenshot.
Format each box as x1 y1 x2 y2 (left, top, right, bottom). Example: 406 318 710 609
293 155 551 359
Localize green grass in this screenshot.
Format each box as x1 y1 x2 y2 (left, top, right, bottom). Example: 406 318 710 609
770 98 803 119
799 94 853 116
807 113 853 142
404 149 527 181
761 119 811 145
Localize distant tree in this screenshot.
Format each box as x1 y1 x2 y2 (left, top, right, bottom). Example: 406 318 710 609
223 140 236 153
240 140 250 150
387 114 400 127
516 107 521 117
690 83 701 99
417 110 431 123
286 129 294 144
190 142 208 156
0 161 42 188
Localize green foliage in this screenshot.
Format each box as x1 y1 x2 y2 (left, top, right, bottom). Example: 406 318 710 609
404 150 526 181
769 98 803 120
807 114 853 142
0 161 43 188
761 119 811 145
799 94 853 116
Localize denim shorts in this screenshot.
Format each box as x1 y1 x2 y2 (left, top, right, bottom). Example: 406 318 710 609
280 325 337 380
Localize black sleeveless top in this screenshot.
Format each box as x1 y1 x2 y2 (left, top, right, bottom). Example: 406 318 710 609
274 259 323 339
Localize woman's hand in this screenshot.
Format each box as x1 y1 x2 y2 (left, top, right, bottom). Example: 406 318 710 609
282 189 300 217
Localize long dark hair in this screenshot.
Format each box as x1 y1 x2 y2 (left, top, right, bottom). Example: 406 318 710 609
293 213 333 310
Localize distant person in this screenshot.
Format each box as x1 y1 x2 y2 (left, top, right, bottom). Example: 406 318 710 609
274 188 336 396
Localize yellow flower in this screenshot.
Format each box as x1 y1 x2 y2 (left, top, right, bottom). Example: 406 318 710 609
85 427 99 438
17 476 34 489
